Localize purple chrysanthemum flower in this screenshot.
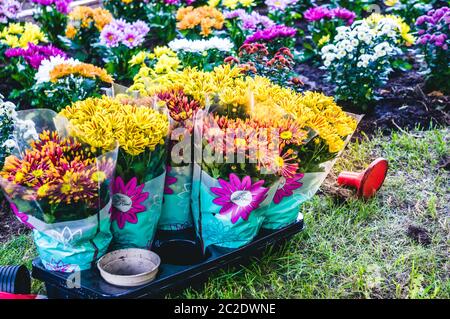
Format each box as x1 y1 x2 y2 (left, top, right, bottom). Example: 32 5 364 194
5 43 67 69
265 0 298 12
100 19 150 48
226 10 274 30
273 173 304 204
304 6 333 22
244 25 296 44
331 8 356 25
0 0 21 23
31 0 72 14
210 174 268 224
416 6 449 50
224 9 246 20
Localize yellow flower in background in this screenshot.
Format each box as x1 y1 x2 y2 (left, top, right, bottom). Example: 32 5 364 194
153 46 177 58
223 0 239 9
318 34 330 47
6 23 23 35
384 0 399 6
121 0 133 3
129 51 152 66
154 55 180 74
0 22 47 48
364 13 415 46
239 0 255 7
208 0 221 7
60 96 169 156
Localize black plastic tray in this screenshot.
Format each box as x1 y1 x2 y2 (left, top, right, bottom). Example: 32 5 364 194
32 219 304 299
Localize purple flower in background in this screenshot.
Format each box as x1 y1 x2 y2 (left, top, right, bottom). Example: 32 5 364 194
224 9 245 20
0 0 21 23
100 25 121 47
225 10 274 30
55 0 72 14
331 8 356 25
31 0 72 14
5 43 67 69
100 19 149 48
304 6 333 22
265 0 298 12
416 6 449 51
244 25 296 44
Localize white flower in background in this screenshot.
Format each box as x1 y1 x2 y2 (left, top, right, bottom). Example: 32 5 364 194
321 44 335 54
2 139 16 149
168 37 234 53
16 119 38 140
0 101 17 119
35 55 81 84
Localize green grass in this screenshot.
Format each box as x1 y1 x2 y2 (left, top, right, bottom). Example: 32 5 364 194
1 128 449 298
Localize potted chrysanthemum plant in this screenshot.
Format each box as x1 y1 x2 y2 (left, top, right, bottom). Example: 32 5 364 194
0 109 118 272
60 96 169 249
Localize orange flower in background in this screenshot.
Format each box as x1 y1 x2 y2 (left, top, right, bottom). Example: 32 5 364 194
66 6 113 37
65 24 77 39
50 63 113 84
176 6 224 37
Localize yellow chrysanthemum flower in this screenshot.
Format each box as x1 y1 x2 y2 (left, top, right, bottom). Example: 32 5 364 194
318 34 330 47
384 0 399 6
208 0 221 7
364 13 415 46
60 96 169 157
223 0 239 9
239 0 255 7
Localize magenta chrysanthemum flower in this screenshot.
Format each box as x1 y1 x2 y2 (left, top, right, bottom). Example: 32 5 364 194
210 174 268 224
331 8 356 25
10 202 34 229
31 0 72 14
304 6 333 22
273 173 304 204
244 25 296 44
304 6 356 24
164 165 177 195
5 43 67 69
111 176 149 229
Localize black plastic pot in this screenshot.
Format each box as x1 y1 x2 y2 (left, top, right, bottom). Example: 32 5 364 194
0 265 31 294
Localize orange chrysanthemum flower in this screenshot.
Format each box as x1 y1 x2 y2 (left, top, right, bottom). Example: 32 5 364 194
50 63 114 84
176 6 224 37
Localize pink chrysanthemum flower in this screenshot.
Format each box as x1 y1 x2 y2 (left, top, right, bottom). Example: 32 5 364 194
210 173 268 224
111 176 149 229
273 173 304 204
164 165 177 195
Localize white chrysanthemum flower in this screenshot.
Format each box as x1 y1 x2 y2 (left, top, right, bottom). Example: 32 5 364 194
321 44 335 54
169 37 234 53
35 55 81 84
2 139 16 149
